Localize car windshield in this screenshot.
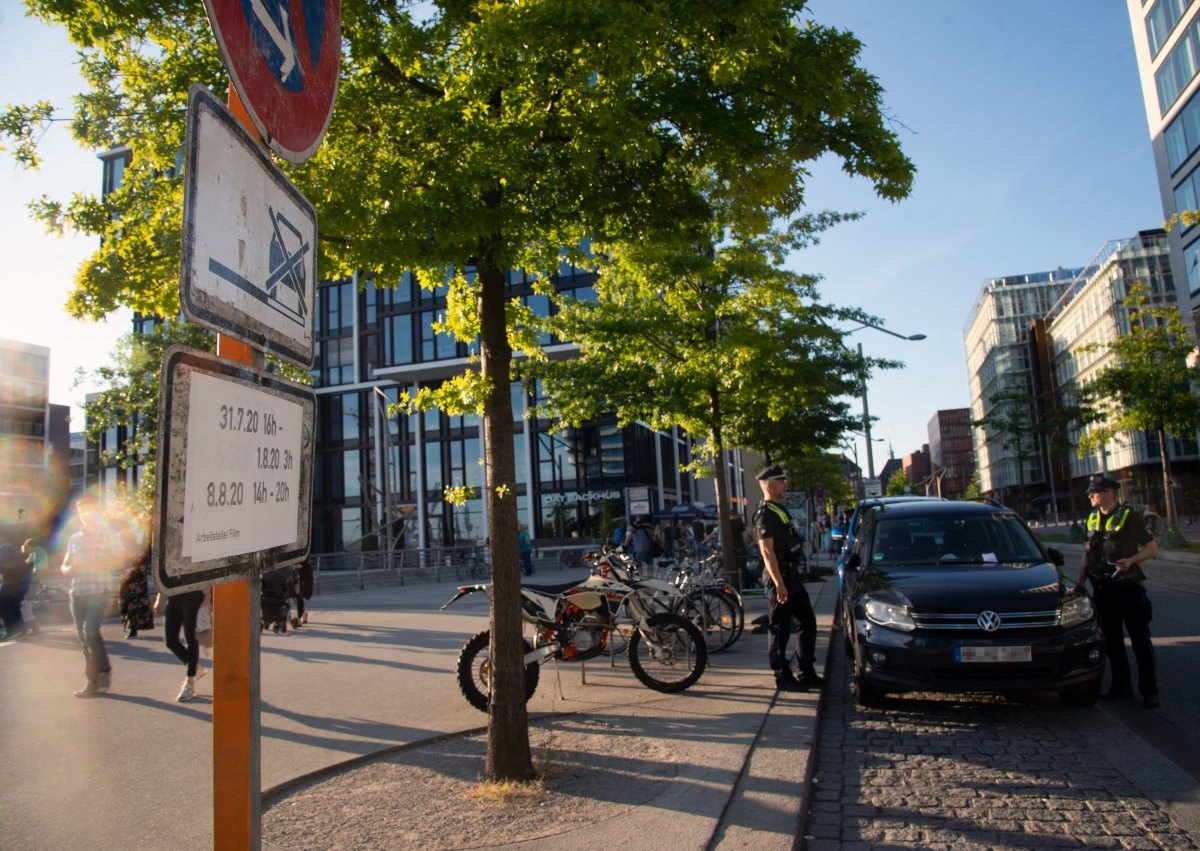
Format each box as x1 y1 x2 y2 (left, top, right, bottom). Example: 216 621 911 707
869 513 1044 566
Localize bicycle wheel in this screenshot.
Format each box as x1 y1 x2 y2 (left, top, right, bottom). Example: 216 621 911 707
628 613 707 692
687 589 739 653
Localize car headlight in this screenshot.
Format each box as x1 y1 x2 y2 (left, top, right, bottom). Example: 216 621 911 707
1058 594 1094 628
864 597 916 632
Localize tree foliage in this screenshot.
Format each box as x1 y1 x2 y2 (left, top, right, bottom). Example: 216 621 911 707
1077 282 1200 534
528 221 891 572
78 320 216 514
4 0 914 781
972 386 1039 513
885 468 909 496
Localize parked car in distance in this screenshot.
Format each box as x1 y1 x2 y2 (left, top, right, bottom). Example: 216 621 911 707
841 500 1103 709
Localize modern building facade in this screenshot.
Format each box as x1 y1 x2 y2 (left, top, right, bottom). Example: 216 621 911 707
1127 0 1200 320
963 268 1081 508
0 339 72 542
902 445 930 488
965 230 1198 518
927 408 975 499
1043 229 1197 516
309 272 749 554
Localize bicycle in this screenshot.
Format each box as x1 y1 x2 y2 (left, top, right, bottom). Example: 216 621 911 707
672 554 746 653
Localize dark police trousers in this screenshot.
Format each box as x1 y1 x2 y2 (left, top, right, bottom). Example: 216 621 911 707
1093 578 1157 697
766 571 817 677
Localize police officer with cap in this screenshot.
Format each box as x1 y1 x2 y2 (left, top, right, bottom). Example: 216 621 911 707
753 464 822 692
1079 474 1159 708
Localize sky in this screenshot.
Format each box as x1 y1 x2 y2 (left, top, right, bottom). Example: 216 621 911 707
0 1 1168 465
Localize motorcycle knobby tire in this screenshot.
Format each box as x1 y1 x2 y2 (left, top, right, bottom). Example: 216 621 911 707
455 629 541 713
628 612 708 693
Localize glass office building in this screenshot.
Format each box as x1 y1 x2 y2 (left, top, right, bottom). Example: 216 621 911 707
310 268 745 553
1128 0 1200 318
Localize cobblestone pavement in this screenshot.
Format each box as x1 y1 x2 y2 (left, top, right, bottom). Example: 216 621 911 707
802 638 1200 850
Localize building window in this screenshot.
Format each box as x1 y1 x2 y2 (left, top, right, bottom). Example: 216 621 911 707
344 449 361 498
1147 0 1191 58
1165 91 1200 173
1184 238 1200 295
1155 14 1200 113
386 314 414 365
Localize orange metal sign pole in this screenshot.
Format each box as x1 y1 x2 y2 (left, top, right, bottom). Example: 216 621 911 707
213 84 264 851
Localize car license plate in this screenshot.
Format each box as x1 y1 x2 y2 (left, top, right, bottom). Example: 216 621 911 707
954 645 1032 663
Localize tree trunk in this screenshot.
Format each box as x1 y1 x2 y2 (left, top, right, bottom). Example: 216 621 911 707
708 388 736 581
1159 426 1177 530
478 253 535 782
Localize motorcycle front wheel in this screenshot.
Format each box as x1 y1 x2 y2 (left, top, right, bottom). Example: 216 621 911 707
456 629 541 713
628 613 708 693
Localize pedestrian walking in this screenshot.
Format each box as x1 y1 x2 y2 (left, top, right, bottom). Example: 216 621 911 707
295 558 314 625
518 524 535 576
155 587 210 702
61 495 124 697
753 464 822 693
1078 475 1160 708
623 516 657 563
0 536 34 640
19 538 48 634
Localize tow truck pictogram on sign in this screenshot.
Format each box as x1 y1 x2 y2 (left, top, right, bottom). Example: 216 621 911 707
180 85 317 369
206 205 309 328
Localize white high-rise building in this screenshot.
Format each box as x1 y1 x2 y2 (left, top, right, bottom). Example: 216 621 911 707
1126 0 1200 320
963 269 1079 508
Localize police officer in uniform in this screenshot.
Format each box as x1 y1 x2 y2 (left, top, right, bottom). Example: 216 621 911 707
1078 475 1160 708
753 464 822 693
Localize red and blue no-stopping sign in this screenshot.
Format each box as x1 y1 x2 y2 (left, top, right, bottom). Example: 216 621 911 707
203 0 341 163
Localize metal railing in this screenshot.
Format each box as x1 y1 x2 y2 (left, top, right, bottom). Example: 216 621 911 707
309 539 597 593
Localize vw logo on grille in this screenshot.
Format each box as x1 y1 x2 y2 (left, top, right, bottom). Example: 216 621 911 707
977 610 1002 632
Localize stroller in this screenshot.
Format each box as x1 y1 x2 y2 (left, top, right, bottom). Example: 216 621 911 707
260 566 297 633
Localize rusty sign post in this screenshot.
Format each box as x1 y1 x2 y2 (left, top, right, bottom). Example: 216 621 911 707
154 2 339 848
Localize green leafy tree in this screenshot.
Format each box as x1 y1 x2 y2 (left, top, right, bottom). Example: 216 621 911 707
1033 392 1097 520
529 223 883 576
964 469 981 501
1077 282 1200 539
885 468 909 496
972 386 1039 515
4 0 913 781
78 321 216 514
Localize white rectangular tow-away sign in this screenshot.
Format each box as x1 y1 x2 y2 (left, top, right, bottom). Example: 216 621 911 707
154 346 315 594
180 84 316 369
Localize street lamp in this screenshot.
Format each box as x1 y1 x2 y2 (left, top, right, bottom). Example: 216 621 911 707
844 320 926 480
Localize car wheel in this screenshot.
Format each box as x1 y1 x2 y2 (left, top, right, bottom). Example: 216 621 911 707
1058 679 1101 709
852 645 887 708
842 619 854 659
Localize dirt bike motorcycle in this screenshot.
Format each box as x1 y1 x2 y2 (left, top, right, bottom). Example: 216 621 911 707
441 565 709 713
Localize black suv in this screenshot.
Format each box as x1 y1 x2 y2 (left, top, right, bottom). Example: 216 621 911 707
841 500 1103 708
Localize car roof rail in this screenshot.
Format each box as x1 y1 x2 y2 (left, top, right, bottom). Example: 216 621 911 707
967 497 1004 508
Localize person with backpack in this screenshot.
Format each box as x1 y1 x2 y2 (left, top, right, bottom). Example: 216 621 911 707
623 516 658 563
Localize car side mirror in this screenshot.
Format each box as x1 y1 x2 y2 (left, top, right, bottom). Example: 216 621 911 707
1046 547 1064 567
845 553 861 572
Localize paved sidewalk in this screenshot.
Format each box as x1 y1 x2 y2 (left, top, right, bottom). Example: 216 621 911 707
258 577 838 850
0 569 836 850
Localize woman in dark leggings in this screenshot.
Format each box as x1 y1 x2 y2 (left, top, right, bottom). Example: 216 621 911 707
154 588 208 702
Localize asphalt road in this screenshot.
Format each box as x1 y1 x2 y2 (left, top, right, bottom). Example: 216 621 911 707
0 577 592 850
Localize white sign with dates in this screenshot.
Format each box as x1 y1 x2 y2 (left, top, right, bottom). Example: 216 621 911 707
154 346 315 593
182 371 304 560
